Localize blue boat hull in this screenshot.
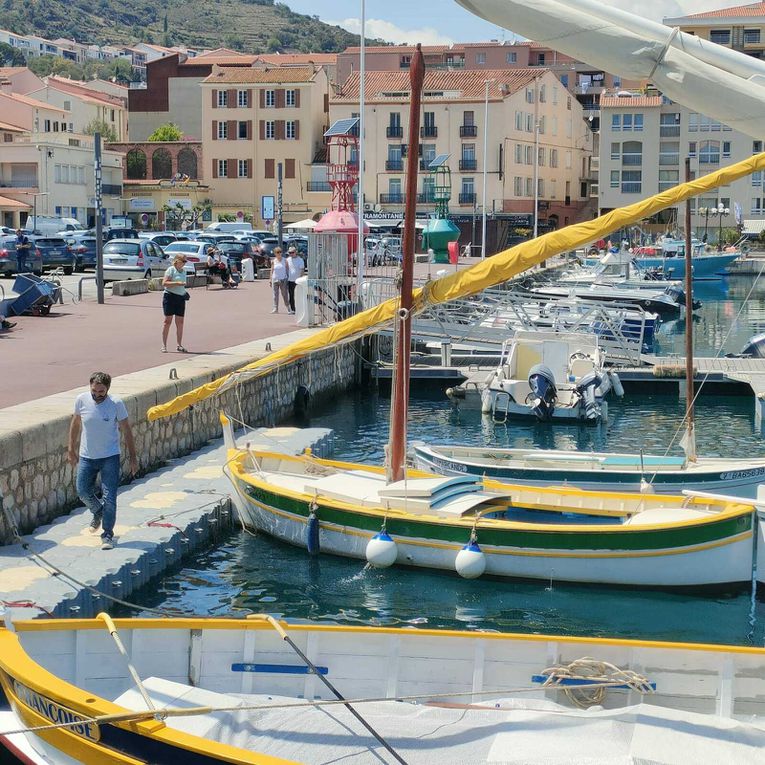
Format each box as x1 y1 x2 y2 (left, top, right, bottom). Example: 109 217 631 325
585 252 739 279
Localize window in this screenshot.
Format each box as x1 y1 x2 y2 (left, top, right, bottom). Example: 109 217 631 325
265 121 275 140
463 110 474 126
744 28 761 45
552 87 558 105
621 140 642 166
621 170 641 193
658 169 679 191
538 178 544 197
537 147 545 166
611 142 620 161
659 141 679 165
265 158 275 178
515 143 523 163
634 114 643 131
525 177 533 196
513 176 523 195
560 74 568 88
217 159 228 178
551 116 558 136
462 177 475 195
623 114 634 132
688 113 699 132
550 148 558 168
63 100 71 110
688 141 697 158
217 90 228 107
754 140 763 153
238 121 248 139
110 109 115 122
217 121 228 139
753 171 763 188
238 159 248 177
660 113 680 137
462 143 475 159
265 89 275 108
237 89 248 107
476 53 486 65
610 170 619 188
526 114 533 132
286 120 296 139
539 85 546 102
752 197 763 215
723 141 731 158
285 159 295 179
525 145 533 165
538 116 545 134
613 76 621 88
515 111 523 130
611 114 621 132
388 178 401 198
286 89 296 107
506 51 517 63
526 87 534 103
44 119 51 132
422 143 436 165
710 30 731 45
699 140 720 164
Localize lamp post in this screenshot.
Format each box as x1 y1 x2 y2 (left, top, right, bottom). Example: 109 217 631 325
481 79 494 260
21 191 49 233
697 206 711 243
715 202 730 249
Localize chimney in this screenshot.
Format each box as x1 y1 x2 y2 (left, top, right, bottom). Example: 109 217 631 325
0 79 13 95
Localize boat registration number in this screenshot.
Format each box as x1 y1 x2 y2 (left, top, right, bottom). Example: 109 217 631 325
720 467 765 481
12 679 101 741
431 456 467 473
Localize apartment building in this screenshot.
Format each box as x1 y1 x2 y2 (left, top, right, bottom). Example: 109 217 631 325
665 1 765 58
330 68 593 249
200 64 330 225
598 90 762 235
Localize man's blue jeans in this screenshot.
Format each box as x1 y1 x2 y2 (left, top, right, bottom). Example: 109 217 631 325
76 454 120 537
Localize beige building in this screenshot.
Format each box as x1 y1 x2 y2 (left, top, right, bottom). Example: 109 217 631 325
330 68 594 247
0 67 44 95
200 64 331 225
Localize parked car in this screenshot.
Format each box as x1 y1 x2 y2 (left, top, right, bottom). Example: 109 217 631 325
103 227 140 242
195 233 237 246
138 232 178 248
28 235 75 274
0 235 43 276
286 236 309 258
102 239 168 281
163 241 216 275
216 240 269 271
68 236 98 271
257 237 281 258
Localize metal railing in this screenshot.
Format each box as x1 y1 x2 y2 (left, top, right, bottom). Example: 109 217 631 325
385 159 404 172
420 126 438 138
307 181 332 192
458 192 477 204
459 125 478 137
380 193 404 204
459 158 478 171
386 125 403 139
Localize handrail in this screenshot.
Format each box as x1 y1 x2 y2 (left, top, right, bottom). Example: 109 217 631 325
78 276 96 301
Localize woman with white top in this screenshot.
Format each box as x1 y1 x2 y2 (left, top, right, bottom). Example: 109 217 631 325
270 247 289 313
286 246 305 315
161 254 188 352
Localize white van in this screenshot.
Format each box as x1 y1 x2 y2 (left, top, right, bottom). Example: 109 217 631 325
205 222 253 233
25 216 86 235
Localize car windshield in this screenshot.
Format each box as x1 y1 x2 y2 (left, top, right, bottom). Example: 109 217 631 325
104 243 140 256
166 243 199 253
219 243 245 253
36 238 67 246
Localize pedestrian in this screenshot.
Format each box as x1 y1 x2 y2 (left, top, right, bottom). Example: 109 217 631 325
67 371 138 550
286 245 305 315
270 247 288 313
15 229 30 274
206 246 235 288
162 253 189 352
1 306 16 330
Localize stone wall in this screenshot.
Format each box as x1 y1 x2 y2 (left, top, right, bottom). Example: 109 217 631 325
0 342 358 545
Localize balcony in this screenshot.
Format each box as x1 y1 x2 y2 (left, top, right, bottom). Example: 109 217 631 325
459 158 477 171
102 184 122 195
621 183 642 194
0 180 39 189
385 159 404 172
380 193 404 204
621 155 642 166
307 181 331 192
420 125 438 138
458 192 477 205
658 154 679 165
460 124 478 138
418 192 437 204
386 125 403 139
659 126 681 137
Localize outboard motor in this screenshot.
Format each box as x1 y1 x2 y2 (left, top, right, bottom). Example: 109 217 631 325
527 363 557 421
664 285 702 311
739 333 765 358
575 371 603 420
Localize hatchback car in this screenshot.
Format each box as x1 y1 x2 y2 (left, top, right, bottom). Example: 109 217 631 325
138 232 178 248
28 236 75 274
163 241 216 275
257 237 281 258
0 235 43 276
102 239 168 281
216 241 268 270
66 236 98 271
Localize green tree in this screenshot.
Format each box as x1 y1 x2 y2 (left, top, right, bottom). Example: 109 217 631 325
147 123 184 142
83 118 118 143
0 42 26 66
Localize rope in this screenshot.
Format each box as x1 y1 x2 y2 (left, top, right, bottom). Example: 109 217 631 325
540 657 654 709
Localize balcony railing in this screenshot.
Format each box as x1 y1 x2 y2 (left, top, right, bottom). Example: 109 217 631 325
380 193 404 204
0 180 39 188
418 192 437 204
386 125 403 139
621 183 642 193
420 125 437 138
458 192 477 205
102 184 123 195
307 181 331 192
659 126 681 137
459 158 477 171
460 124 478 137
385 159 404 171
621 155 642 166
658 154 679 165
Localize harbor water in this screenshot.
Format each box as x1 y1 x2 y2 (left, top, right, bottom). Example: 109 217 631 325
125 276 765 647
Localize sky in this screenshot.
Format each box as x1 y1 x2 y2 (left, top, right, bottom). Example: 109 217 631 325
286 1 737 46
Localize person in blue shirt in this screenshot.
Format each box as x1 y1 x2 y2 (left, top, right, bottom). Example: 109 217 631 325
15 229 30 274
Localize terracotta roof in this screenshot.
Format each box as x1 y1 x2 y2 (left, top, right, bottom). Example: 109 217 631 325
342 45 452 54
679 1 765 19
190 47 249 60
46 76 125 106
0 195 31 209
202 65 317 84
334 68 544 102
0 119 25 131
0 67 28 77
0 91 68 111
255 53 336 65
600 95 663 107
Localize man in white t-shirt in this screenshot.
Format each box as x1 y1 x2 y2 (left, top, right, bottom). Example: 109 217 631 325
67 372 138 550
286 246 305 315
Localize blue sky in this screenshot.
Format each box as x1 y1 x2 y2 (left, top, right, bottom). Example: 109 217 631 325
286 2 732 45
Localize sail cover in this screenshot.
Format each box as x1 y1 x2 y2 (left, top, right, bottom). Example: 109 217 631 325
147 153 765 421
456 0 765 138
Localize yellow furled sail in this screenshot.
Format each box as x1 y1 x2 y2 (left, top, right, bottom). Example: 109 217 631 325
147 153 765 421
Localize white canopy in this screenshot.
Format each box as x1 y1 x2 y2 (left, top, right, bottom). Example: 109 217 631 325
285 218 317 230
456 0 765 137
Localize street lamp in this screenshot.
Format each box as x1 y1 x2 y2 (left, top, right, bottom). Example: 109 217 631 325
20 192 49 232
715 202 730 249
697 206 712 243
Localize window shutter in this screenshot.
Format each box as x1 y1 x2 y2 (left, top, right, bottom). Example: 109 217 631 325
212 120 218 140
212 89 217 108
246 120 252 139
247 159 252 179
294 120 299 140
212 159 218 178
276 89 285 108
228 158 236 177
323 94 329 113
227 120 236 140
265 158 275 178
227 89 236 108
285 158 295 179
259 120 265 140
276 120 285 140
295 89 300 108
259 89 265 108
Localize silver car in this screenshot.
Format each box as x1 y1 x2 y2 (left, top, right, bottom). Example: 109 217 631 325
102 239 168 281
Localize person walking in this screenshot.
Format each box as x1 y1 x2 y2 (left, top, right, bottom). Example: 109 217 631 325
67 371 138 550
15 229 30 274
270 247 288 313
286 246 305 315
162 253 188 352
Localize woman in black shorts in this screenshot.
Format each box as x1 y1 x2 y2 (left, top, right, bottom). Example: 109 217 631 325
161 254 188 352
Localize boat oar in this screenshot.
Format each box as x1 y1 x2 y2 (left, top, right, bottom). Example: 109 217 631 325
98 612 161 719
250 614 408 765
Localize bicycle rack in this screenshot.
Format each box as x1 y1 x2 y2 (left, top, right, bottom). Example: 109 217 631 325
78 276 97 301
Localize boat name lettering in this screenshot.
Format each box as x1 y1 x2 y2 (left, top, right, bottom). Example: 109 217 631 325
719 468 765 481
12 680 100 741
433 457 467 473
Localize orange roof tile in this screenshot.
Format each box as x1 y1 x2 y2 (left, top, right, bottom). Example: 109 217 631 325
600 95 663 107
0 195 31 209
0 91 68 111
46 76 126 106
679 1 765 19
255 53 337 65
334 68 544 101
202 65 318 84
342 45 452 54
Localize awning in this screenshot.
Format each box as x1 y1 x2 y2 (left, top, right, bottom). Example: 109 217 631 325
0 195 31 210
285 218 317 230
742 219 765 235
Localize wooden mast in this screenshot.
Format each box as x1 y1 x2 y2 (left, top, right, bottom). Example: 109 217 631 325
387 44 425 483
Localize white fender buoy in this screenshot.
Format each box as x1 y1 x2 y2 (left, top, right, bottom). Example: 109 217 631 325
455 541 486 579
366 531 398 568
609 371 625 398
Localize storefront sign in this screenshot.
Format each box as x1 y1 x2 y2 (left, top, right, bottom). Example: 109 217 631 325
128 198 155 211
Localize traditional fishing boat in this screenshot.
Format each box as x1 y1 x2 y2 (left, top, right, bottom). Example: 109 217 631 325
4 614 765 763
411 442 765 495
